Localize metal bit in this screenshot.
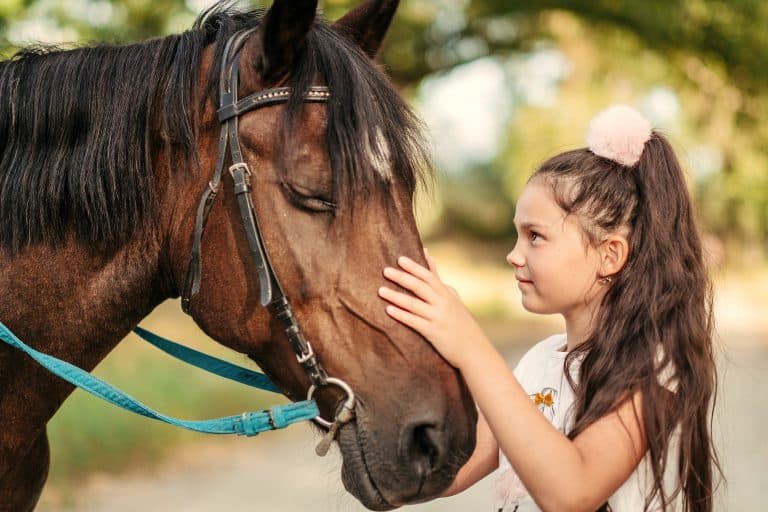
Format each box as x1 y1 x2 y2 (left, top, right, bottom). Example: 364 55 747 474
316 420 341 456
315 404 355 457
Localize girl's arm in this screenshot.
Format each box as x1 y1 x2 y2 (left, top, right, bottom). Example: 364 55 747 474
461 341 646 511
379 256 646 512
441 410 499 497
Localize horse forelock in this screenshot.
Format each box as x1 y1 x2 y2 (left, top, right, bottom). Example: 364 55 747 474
278 20 432 210
0 3 432 255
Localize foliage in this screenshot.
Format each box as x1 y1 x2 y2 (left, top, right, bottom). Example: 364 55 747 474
1 0 766 259
494 11 768 261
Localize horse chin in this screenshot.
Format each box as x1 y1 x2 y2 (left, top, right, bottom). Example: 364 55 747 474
336 422 397 511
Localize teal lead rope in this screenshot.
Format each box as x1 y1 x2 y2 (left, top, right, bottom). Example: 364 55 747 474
0 321 319 436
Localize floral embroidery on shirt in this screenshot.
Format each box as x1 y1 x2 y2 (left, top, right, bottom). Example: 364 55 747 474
495 466 527 511
495 386 561 511
530 387 557 421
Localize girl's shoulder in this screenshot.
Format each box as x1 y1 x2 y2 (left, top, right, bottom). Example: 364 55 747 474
513 333 567 378
537 333 568 352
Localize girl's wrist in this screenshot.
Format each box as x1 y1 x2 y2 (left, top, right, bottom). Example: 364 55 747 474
455 332 498 374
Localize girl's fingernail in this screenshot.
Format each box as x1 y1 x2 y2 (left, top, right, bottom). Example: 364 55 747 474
378 286 386 295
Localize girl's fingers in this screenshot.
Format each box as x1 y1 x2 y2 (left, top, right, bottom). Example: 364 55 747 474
385 304 430 336
423 248 440 277
378 286 431 318
397 256 440 286
383 266 437 302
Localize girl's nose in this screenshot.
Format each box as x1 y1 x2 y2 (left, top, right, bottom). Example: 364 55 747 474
506 244 524 268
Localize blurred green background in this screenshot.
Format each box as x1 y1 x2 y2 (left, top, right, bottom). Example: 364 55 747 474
3 0 766 261
1 0 766 509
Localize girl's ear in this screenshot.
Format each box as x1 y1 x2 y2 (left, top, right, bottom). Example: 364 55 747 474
598 234 629 279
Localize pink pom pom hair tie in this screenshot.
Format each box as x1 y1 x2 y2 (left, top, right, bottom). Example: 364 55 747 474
586 105 652 167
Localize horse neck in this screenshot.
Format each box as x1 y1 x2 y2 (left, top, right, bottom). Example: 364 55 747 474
0 232 171 453
0 38 202 473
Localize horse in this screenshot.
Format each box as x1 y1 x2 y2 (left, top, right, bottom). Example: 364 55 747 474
0 0 478 510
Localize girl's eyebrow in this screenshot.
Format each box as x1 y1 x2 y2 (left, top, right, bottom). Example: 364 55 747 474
514 221 548 231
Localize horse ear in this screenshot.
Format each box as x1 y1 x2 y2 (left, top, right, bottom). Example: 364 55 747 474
255 0 318 82
333 0 400 58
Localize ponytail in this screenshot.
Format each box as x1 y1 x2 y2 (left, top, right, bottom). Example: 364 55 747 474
532 129 721 511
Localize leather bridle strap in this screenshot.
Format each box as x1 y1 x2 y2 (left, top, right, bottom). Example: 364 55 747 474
180 30 331 387
217 86 332 123
182 30 254 312
226 51 275 306
0 29 354 443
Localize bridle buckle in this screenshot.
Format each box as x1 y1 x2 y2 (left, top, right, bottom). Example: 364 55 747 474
228 162 252 178
296 341 315 364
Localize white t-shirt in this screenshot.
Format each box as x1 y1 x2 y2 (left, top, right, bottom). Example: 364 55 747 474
495 334 680 512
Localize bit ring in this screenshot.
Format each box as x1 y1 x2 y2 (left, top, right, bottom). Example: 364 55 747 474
307 377 356 429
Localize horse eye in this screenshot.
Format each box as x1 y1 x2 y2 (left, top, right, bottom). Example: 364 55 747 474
283 183 336 213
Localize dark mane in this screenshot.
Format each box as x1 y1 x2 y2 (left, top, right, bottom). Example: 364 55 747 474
0 3 430 254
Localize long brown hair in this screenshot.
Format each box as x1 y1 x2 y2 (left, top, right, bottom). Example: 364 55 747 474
532 132 721 511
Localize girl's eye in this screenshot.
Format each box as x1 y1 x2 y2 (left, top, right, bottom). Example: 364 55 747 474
529 231 542 242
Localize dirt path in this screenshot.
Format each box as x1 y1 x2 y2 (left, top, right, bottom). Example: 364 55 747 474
37 410 495 512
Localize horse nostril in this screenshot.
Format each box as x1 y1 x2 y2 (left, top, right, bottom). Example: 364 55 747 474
404 423 444 476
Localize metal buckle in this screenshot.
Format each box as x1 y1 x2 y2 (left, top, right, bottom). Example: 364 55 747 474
296 341 315 364
306 377 356 429
228 162 251 178
266 409 278 430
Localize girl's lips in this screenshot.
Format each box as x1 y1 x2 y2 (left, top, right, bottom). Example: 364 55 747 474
516 278 533 289
516 277 533 284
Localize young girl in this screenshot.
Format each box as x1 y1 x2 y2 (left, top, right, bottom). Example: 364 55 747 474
378 105 720 511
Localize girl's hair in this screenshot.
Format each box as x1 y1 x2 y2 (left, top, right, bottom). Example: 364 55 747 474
531 132 721 511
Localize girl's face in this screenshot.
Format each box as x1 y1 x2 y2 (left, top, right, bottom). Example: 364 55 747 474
507 180 604 317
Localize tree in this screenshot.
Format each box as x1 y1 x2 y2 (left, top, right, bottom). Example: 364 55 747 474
1 0 766 256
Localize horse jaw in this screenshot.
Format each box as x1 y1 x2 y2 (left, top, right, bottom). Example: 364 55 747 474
337 423 396 510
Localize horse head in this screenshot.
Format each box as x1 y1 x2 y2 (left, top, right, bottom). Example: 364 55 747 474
162 1 477 508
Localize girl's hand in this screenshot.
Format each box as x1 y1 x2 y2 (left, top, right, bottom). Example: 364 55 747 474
378 250 490 368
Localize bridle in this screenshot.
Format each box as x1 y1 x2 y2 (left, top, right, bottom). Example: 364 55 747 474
0 28 356 454
180 29 356 452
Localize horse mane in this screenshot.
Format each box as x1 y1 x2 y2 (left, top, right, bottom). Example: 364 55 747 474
0 3 430 255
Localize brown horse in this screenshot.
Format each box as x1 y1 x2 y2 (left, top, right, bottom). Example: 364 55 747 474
0 0 477 510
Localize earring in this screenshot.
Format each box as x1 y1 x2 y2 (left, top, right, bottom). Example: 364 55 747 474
600 276 613 285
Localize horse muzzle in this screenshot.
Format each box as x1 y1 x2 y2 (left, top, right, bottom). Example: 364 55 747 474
335 405 465 510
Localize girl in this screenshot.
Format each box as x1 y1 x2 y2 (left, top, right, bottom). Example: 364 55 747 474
378 105 720 511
